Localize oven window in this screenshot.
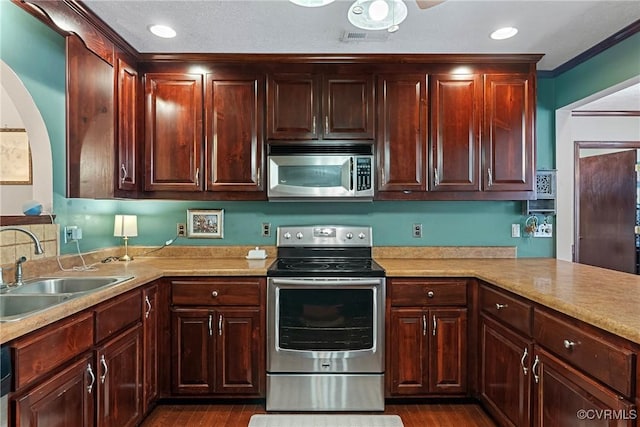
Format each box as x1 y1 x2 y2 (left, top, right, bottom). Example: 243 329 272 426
278 288 374 351
278 165 343 188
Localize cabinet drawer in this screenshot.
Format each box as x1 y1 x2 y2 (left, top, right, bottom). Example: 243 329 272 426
390 279 467 306
12 312 94 390
534 309 635 398
95 290 142 343
172 279 261 306
480 285 532 336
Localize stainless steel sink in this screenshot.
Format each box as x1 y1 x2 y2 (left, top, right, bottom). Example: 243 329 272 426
5 276 133 295
0 294 73 322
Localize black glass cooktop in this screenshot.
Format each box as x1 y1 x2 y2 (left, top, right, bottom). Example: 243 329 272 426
267 257 385 277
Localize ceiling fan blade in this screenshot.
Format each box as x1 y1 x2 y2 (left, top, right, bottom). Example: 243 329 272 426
415 0 446 10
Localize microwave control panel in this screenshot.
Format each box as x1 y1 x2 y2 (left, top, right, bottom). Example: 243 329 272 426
356 157 372 191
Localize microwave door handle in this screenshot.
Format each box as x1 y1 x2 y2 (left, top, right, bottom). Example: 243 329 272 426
350 157 354 191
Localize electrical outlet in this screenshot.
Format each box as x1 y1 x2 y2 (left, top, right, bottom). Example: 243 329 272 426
412 223 422 238
177 223 186 237
511 224 521 238
262 223 271 237
64 226 82 243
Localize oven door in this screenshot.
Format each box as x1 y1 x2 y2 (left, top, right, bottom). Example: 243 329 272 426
267 277 385 374
268 155 355 199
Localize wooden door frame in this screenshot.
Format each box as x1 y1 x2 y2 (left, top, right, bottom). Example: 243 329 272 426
573 141 640 262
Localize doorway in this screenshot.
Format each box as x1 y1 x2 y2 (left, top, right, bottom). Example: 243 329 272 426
574 142 640 274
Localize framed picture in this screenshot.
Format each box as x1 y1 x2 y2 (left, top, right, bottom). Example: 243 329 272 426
0 129 32 184
187 209 224 239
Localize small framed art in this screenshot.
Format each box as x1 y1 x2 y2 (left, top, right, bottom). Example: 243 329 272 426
187 209 224 238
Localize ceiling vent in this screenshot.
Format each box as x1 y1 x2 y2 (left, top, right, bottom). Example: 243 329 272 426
340 31 390 42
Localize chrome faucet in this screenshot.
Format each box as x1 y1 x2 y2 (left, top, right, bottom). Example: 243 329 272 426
0 227 45 288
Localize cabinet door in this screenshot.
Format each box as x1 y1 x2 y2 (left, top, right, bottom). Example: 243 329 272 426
429 308 467 393
533 348 635 427
483 74 534 192
142 284 159 413
144 73 203 191
205 72 264 192
96 324 142 427
323 75 375 139
116 56 138 192
377 74 428 193
267 73 319 140
430 74 481 192
14 354 95 427
171 308 214 394
480 316 532 427
214 307 263 395
66 34 115 198
388 308 428 395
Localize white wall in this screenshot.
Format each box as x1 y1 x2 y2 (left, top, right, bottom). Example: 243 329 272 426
0 60 53 215
556 78 640 261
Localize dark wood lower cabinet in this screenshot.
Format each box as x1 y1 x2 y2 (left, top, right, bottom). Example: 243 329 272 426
532 348 636 427
480 316 533 427
14 354 95 427
388 307 467 396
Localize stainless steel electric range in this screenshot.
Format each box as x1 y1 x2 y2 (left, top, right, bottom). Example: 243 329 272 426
266 225 386 412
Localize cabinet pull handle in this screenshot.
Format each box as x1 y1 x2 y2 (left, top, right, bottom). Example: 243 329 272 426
99 355 108 384
145 295 152 319
487 168 493 187
312 116 317 134
563 339 577 350
195 167 200 187
211 290 219 298
532 355 540 384
434 168 439 187
426 290 434 298
380 168 385 186
432 314 437 336
120 164 127 184
325 116 329 133
520 347 529 375
208 314 213 336
218 315 223 336
422 314 427 336
256 167 261 187
495 303 508 310
87 363 95 394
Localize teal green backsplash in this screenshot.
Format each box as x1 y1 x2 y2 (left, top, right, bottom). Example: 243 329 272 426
5 1 635 258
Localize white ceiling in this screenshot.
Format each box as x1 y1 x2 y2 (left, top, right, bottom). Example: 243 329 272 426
83 0 640 71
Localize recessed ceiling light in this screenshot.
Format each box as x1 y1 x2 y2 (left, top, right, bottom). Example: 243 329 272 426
490 27 518 40
148 24 176 39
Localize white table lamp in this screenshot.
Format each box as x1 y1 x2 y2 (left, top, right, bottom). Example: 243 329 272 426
114 214 138 261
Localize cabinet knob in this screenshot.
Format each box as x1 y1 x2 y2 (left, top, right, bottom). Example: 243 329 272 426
426 290 434 298
211 290 219 298
563 339 577 350
495 303 508 310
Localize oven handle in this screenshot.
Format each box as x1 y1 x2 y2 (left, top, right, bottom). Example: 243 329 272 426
270 278 383 287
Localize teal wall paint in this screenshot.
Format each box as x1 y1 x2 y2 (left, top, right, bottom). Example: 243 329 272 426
4 2 634 259
554 32 640 108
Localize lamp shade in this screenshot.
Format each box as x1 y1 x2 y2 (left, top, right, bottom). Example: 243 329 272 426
114 215 138 237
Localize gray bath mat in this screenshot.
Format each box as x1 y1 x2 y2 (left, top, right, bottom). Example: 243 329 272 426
248 414 404 427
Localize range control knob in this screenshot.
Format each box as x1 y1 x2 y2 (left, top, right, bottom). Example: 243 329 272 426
358 232 366 239
283 232 292 239
296 232 304 239
345 232 354 240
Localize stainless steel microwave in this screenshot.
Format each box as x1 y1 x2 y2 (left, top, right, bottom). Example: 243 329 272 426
267 144 374 201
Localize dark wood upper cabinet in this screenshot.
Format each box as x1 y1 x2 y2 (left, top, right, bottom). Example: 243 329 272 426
430 74 482 192
144 73 203 192
376 74 428 193
267 72 374 141
66 34 115 199
483 73 535 192
205 72 264 192
116 56 138 192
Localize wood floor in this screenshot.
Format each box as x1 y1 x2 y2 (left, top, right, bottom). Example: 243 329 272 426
141 401 497 427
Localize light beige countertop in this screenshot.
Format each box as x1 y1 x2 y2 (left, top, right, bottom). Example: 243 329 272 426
1 248 639 347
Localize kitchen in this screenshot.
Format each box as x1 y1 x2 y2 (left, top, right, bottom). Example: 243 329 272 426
1 1 639 426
